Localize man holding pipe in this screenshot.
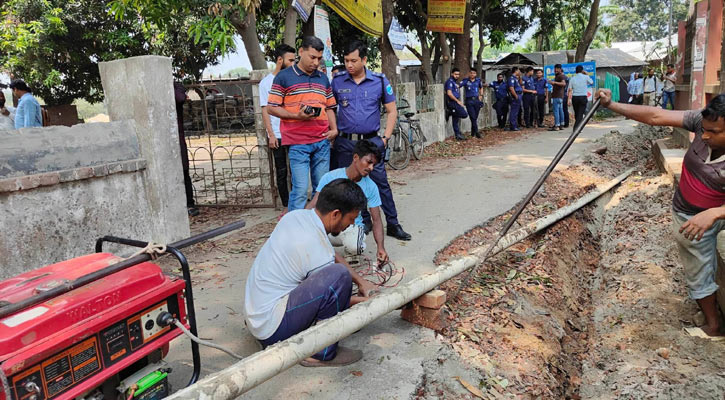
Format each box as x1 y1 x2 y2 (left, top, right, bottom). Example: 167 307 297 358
597 88 725 338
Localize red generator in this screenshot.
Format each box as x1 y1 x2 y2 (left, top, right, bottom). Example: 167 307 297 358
0 221 245 400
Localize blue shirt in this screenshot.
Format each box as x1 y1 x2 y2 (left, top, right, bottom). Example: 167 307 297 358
332 69 395 134
569 73 593 97
508 75 522 95
534 77 547 95
628 78 644 95
489 81 508 101
15 93 42 129
445 77 461 104
522 75 535 94
316 168 381 227
463 77 482 98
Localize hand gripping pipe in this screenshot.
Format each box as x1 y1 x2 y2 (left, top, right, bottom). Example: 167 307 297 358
165 169 634 400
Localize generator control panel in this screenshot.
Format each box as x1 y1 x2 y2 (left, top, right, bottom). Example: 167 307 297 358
9 296 180 400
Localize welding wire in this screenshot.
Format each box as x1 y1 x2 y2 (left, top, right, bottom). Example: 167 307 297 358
453 99 602 299
173 320 245 360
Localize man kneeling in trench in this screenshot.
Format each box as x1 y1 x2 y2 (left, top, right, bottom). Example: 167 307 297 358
598 88 725 338
244 178 379 366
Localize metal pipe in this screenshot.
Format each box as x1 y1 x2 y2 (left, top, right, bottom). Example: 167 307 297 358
454 99 601 298
0 220 246 319
164 168 632 400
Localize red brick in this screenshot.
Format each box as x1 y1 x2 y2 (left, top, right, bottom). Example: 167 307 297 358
401 303 446 331
38 173 60 187
413 289 447 309
18 175 40 190
0 178 19 192
76 167 93 180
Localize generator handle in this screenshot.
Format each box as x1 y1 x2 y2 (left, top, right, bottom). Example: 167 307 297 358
0 220 246 319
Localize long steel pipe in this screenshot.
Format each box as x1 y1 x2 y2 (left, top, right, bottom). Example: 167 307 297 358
165 167 632 400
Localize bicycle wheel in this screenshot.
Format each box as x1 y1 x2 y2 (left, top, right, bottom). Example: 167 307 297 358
386 130 410 170
409 125 425 160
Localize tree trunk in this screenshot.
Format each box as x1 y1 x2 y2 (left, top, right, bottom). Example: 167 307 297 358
380 0 400 88
476 7 485 78
454 0 472 75
440 32 451 83
536 32 544 51
231 11 268 69
431 35 441 81
302 11 315 37
283 2 298 46
406 35 433 89
574 0 600 62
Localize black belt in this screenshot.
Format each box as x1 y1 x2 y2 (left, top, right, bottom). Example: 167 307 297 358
644 91 655 93
340 132 378 141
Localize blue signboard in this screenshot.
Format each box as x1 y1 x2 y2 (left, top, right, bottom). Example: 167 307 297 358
545 61 597 101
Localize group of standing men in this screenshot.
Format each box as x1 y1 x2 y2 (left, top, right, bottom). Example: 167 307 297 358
245 37 414 366
627 64 677 109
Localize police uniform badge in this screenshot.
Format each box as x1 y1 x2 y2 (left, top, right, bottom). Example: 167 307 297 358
341 98 349 107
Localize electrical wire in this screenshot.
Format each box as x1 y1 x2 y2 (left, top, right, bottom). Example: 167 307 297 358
352 256 405 296
172 319 245 360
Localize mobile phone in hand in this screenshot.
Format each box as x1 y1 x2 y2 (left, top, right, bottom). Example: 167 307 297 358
303 105 322 117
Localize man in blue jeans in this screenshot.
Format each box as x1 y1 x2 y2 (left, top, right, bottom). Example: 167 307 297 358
548 64 567 131
244 179 378 366
268 36 338 211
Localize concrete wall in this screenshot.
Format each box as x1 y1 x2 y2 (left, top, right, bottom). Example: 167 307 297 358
0 122 152 278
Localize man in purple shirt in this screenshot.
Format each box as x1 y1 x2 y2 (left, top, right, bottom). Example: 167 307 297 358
331 40 412 241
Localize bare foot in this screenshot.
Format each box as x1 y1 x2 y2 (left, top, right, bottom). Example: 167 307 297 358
299 346 362 367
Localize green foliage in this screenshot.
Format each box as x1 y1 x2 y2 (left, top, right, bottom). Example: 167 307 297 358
604 0 687 42
224 66 250 77
0 0 220 105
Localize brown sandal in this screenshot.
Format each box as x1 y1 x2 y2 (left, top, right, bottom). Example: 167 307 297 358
299 346 363 367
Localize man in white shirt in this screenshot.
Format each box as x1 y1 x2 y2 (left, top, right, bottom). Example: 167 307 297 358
662 64 677 110
643 68 661 107
260 44 297 216
244 178 378 367
567 65 594 130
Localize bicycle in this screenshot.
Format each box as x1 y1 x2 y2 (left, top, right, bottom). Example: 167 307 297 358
386 99 425 170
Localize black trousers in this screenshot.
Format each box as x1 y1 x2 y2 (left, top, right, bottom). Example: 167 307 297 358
562 98 570 127
522 94 535 127
178 129 195 207
572 96 588 129
535 94 546 126
494 99 508 128
272 139 289 208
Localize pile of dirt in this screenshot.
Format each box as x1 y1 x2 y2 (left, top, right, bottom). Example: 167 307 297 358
418 123 725 399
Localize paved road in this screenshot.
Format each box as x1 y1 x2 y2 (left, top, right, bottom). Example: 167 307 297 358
164 119 639 398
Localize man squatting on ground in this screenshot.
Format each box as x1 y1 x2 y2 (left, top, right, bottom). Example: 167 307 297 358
244 179 378 366
331 40 412 241
267 36 338 212
598 88 725 338
260 44 296 214
308 140 389 265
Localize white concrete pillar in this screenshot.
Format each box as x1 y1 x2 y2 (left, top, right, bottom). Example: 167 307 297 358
99 55 190 243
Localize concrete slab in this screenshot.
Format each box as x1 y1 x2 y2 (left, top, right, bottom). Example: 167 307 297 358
164 119 641 398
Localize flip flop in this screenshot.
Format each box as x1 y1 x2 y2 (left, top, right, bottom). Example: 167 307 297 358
299 346 363 367
684 327 725 341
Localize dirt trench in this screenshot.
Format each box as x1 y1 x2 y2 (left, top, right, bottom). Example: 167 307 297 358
418 125 725 399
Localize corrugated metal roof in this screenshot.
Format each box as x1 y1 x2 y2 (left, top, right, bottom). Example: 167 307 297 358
523 48 647 68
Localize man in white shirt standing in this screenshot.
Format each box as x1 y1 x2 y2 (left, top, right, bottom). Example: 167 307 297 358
662 64 677 110
0 90 15 131
244 178 378 367
643 67 661 107
567 65 593 130
260 44 296 216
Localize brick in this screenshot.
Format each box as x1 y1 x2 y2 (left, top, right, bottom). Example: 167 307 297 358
92 165 109 177
413 289 447 309
107 162 124 174
401 303 446 331
58 169 78 182
18 175 40 190
76 167 93 180
38 173 60 187
0 178 19 193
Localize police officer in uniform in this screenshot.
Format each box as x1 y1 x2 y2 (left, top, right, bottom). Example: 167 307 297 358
331 40 412 241
507 66 523 131
533 69 547 127
463 69 483 138
489 73 508 129
521 66 536 128
445 68 469 140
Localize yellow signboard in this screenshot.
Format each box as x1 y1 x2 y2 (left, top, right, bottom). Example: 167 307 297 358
426 0 466 34
322 0 383 37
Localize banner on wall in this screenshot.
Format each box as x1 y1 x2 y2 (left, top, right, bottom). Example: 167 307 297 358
322 0 383 37
544 61 597 101
314 6 334 81
425 0 466 34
